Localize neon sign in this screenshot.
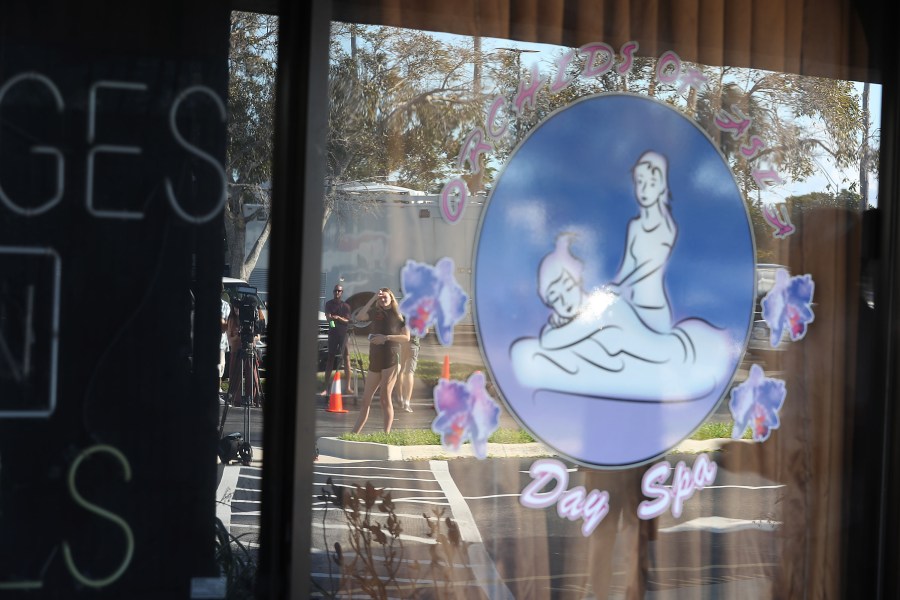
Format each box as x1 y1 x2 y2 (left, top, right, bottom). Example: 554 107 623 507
0 75 226 223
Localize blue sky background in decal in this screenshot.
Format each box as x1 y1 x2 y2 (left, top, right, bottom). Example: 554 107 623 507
474 93 755 467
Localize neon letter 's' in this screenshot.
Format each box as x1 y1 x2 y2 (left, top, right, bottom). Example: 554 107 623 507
165 86 227 224
62 445 134 588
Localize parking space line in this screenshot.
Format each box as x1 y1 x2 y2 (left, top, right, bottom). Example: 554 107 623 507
430 460 515 600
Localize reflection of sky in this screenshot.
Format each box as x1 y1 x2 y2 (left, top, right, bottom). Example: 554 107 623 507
473 93 755 467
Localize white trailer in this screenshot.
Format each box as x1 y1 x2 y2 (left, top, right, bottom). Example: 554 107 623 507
321 194 485 324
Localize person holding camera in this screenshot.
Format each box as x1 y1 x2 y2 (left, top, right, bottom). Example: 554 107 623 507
227 295 262 407
351 288 409 433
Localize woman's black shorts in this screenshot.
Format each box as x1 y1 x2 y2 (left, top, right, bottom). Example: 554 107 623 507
369 343 400 372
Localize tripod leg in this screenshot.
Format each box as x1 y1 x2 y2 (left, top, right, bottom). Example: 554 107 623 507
244 352 256 407
218 400 230 438
241 351 253 465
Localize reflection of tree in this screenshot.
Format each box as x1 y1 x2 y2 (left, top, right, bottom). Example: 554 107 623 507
487 51 873 212
694 71 871 202
327 24 489 226
226 12 277 279
323 26 876 261
753 190 867 262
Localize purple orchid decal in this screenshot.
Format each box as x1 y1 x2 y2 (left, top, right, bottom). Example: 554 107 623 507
761 269 815 347
432 371 500 459
729 364 786 442
399 258 469 345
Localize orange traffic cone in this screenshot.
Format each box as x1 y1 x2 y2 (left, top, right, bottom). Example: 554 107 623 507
441 355 451 380
326 371 348 413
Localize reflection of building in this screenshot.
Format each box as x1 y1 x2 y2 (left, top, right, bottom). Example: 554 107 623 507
321 191 483 324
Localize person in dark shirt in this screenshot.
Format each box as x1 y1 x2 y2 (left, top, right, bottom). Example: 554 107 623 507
322 284 352 395
351 288 409 433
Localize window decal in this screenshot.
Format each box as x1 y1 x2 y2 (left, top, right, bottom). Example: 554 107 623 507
520 458 610 536
637 453 718 520
763 204 797 238
399 258 469 345
431 371 500 459
761 268 816 346
475 94 755 468
509 157 735 404
729 364 787 442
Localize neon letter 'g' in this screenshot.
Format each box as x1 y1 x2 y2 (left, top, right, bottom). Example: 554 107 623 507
0 73 65 216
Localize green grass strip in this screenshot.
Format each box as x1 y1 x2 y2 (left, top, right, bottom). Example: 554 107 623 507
337 422 749 446
338 427 535 446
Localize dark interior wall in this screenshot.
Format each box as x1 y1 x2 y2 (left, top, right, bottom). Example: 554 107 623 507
0 1 229 597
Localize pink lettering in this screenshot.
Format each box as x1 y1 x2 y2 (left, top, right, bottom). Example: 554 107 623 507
550 50 577 93
637 461 670 520
579 42 615 78
513 64 545 116
581 489 610 536
670 461 695 518
678 67 708 95
520 458 610 536
715 106 752 139
740 135 765 159
440 178 467 223
752 168 785 191
637 453 718 520
693 453 718 485
486 96 508 140
617 41 639 74
557 485 586 519
763 204 796 238
656 51 681 84
457 128 493 173
520 459 568 508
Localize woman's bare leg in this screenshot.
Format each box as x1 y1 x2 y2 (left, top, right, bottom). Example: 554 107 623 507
352 372 381 434
380 366 399 432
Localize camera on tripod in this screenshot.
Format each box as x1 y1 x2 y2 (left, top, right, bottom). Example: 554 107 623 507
234 285 261 350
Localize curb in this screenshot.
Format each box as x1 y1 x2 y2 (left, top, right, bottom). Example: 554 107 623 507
317 437 554 461
316 437 743 462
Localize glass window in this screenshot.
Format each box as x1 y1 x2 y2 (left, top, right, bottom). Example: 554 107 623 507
300 7 883 598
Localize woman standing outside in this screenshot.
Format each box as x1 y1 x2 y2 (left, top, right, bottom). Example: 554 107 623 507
351 288 409 433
